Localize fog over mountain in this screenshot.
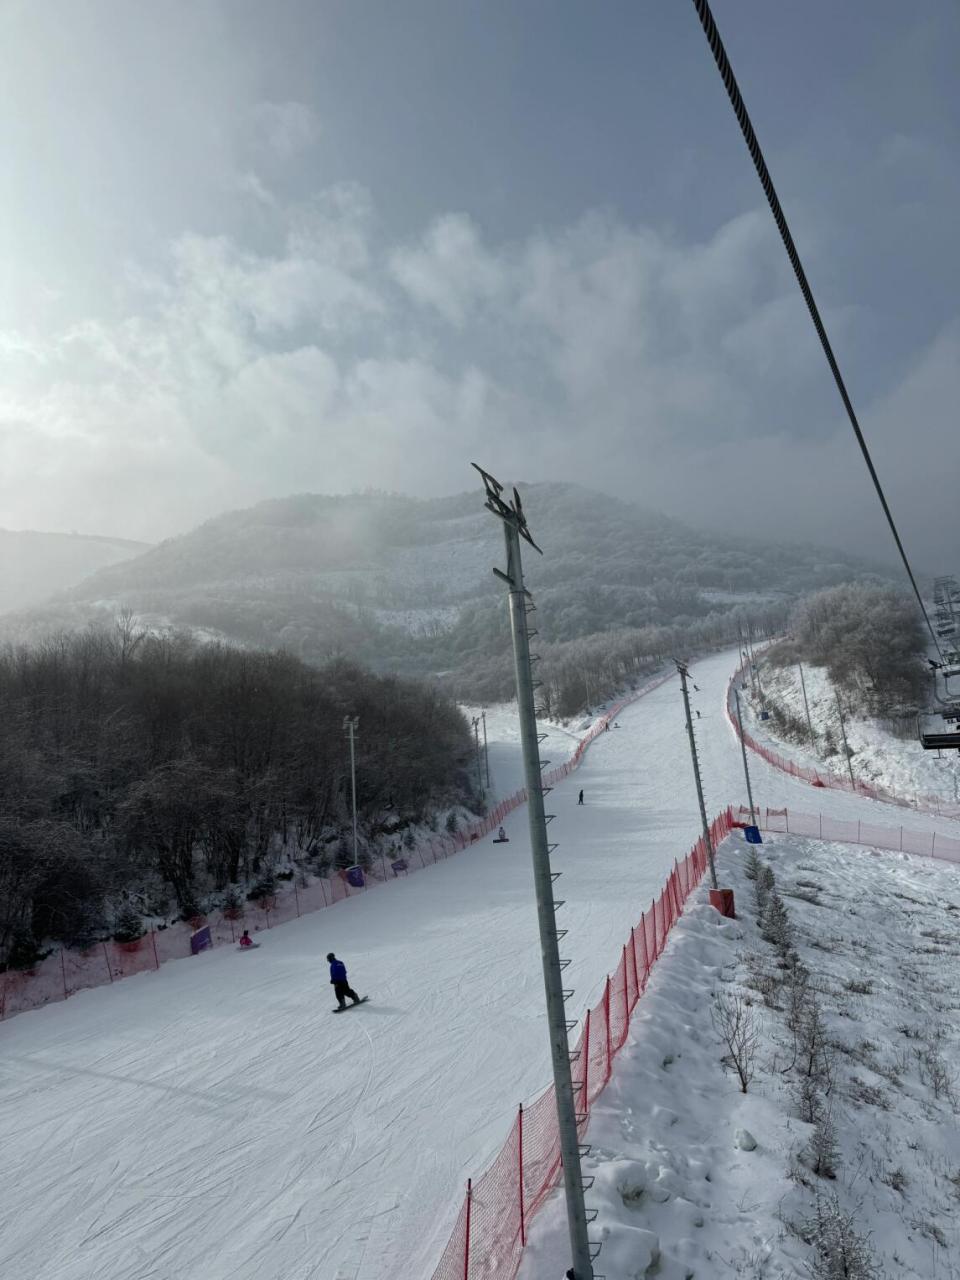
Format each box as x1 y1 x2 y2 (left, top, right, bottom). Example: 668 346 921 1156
0 530 150 614
1 483 894 697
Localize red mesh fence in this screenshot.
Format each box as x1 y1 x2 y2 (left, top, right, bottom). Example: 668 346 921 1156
726 660 960 819
1 671 677 1023
432 791 958 1280
735 805 960 864
430 806 730 1280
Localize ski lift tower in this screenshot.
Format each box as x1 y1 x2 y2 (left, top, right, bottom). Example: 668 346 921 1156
473 464 597 1280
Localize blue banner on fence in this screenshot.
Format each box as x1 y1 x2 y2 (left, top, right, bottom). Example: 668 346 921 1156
190 926 212 954
346 866 365 888
744 825 763 844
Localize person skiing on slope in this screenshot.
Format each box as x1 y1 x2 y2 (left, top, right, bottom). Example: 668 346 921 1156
578 789 584 805
327 952 361 1010
238 929 255 948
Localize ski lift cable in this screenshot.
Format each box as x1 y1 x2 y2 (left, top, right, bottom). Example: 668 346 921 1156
688 0 944 664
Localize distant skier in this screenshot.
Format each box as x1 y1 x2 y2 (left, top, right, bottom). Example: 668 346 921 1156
238 929 257 949
696 709 702 719
327 952 361 1010
578 789 584 806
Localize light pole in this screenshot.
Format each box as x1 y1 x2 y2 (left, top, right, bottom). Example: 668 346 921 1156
474 464 595 1280
832 687 856 790
676 659 719 890
798 661 815 746
481 709 491 789
733 687 757 825
343 715 359 863
471 715 484 798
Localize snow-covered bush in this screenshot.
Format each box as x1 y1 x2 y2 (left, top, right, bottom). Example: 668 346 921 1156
112 902 145 944
802 1195 881 1279
804 1113 840 1180
755 863 775 919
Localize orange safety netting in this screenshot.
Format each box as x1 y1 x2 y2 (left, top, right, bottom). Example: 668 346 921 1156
430 808 728 1280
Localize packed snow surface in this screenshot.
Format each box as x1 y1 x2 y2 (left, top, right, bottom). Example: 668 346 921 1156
2 649 958 1280
520 829 960 1279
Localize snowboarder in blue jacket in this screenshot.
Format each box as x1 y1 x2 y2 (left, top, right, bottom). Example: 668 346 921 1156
327 952 361 1009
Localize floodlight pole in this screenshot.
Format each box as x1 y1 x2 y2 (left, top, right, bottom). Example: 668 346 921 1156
833 687 856 790
798 661 815 746
733 687 757 825
748 620 765 702
677 660 719 890
474 464 594 1280
343 715 359 862
481 709 491 789
471 715 484 797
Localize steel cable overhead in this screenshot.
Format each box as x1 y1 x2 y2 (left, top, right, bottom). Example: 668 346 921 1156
688 0 943 661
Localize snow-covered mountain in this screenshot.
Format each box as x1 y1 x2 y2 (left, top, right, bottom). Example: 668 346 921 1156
0 484 891 688
0 529 150 615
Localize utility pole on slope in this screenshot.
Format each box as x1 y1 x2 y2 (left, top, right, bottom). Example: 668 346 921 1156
473 464 595 1280
471 715 484 798
798 661 816 747
343 715 360 863
832 686 856 790
733 687 757 826
481 709 491 789
748 620 765 704
676 660 719 890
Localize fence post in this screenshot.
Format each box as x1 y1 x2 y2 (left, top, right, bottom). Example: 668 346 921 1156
786 810 790 833
899 826 903 852
518 1105 526 1247
857 819 861 843
932 831 937 856
151 931 160 970
819 812 822 838
622 944 630 1028
629 927 640 1003
60 948 68 1001
103 941 114 982
604 975 612 1082
463 1179 472 1280
294 883 301 917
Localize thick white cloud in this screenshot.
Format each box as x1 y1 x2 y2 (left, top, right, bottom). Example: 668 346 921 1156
0 178 955 571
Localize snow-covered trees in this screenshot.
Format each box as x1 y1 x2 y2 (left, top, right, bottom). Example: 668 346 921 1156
777 583 927 712
0 631 475 965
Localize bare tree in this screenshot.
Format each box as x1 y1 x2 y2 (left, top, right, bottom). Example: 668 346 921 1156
711 990 761 1093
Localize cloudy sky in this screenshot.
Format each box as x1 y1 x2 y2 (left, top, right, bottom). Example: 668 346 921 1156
1 0 957 570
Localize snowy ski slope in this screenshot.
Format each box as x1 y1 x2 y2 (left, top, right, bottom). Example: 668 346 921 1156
2 649 956 1280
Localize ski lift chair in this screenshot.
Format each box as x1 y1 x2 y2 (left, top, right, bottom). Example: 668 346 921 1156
920 663 960 750
918 709 960 752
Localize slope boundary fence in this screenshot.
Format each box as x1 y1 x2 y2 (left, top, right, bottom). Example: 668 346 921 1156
426 807 734 1280
0 669 675 1022
738 805 960 864
428 800 960 1280
725 661 960 820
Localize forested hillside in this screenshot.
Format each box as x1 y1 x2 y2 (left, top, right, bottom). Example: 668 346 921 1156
0 627 474 968
0 484 892 701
